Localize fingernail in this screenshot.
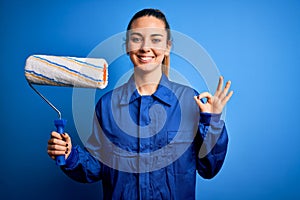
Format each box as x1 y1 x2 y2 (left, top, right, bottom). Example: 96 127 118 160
66 143 68 147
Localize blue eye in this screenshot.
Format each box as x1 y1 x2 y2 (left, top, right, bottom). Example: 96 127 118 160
131 37 142 43
152 38 161 43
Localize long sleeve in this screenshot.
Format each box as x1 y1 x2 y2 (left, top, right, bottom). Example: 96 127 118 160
60 93 110 183
195 112 229 179
61 145 103 183
57 75 230 199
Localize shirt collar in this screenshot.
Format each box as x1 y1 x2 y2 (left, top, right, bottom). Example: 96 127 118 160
120 74 173 106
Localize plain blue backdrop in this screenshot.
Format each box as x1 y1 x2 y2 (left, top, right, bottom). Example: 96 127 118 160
1 0 300 199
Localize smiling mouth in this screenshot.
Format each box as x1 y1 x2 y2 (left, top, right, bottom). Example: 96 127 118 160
137 55 155 63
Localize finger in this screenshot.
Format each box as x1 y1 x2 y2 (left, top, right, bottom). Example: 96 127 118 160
48 138 67 146
194 92 213 110
48 144 67 151
221 90 234 104
198 92 213 104
61 133 71 142
47 151 57 160
61 133 72 156
220 80 232 99
194 96 203 108
198 92 212 100
214 76 224 96
62 133 72 150
50 131 63 140
47 149 67 156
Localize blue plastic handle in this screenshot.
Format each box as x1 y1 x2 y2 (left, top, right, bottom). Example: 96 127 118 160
54 119 67 166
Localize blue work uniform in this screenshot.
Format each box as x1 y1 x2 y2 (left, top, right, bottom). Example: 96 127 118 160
62 74 228 200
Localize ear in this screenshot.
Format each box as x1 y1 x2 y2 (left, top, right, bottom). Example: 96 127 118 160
164 40 172 56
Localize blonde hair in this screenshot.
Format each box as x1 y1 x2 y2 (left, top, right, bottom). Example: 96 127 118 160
162 55 170 77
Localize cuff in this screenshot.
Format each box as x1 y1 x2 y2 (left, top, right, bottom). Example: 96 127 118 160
63 146 79 169
200 112 221 125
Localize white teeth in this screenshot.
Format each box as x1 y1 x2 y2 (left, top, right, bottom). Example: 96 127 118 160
139 56 153 61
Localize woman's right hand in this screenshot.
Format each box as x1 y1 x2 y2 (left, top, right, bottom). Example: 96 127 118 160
47 131 72 160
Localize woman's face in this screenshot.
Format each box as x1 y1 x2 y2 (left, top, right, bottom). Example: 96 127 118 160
127 16 171 74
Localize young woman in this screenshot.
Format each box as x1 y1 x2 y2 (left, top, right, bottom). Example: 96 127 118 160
48 8 233 200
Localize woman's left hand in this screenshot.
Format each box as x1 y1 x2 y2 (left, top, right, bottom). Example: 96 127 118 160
194 76 233 114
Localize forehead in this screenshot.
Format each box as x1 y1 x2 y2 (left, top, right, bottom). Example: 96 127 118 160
129 16 167 36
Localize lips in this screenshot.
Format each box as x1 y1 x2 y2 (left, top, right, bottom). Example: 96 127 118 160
137 55 155 63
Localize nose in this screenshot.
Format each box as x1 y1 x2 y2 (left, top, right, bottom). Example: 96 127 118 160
140 38 151 52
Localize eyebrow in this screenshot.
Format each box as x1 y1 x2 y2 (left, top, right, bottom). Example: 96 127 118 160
151 34 164 37
130 32 164 37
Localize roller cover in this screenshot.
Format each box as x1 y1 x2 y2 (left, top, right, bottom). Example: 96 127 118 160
25 55 108 89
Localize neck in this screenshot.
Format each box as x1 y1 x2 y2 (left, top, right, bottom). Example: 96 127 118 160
134 67 162 96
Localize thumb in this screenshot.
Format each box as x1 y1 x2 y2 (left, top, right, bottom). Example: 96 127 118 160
194 95 204 108
62 133 71 142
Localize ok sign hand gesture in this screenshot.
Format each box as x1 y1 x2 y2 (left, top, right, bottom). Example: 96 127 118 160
194 76 233 114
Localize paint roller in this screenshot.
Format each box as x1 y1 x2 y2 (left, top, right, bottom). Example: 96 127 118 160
24 54 108 165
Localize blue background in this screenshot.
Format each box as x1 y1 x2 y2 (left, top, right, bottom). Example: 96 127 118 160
1 0 300 199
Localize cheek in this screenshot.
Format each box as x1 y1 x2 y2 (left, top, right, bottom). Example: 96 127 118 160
128 53 141 66
153 43 169 55
127 42 141 53
152 48 167 58
128 53 136 62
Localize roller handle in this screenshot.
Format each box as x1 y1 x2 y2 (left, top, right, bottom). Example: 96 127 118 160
54 119 67 166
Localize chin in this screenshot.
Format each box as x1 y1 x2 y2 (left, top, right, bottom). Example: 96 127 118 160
134 63 161 73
